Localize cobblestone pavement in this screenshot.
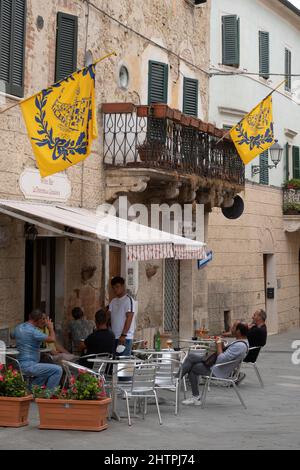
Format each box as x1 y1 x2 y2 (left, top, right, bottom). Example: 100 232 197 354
1 329 300 450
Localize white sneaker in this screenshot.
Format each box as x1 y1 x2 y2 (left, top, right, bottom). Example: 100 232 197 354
182 396 202 406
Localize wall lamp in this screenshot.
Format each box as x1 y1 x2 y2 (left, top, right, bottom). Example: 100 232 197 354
251 140 283 177
24 223 38 241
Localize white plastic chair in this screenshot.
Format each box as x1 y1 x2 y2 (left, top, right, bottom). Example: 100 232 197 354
242 347 264 388
200 359 247 409
117 363 162 426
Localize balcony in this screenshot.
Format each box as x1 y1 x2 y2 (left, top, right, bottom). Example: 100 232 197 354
283 187 300 232
102 103 244 206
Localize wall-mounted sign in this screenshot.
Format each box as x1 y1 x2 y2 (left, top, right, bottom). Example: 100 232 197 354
19 168 71 202
266 288 275 299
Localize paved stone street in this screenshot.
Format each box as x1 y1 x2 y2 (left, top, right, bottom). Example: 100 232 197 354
1 329 300 450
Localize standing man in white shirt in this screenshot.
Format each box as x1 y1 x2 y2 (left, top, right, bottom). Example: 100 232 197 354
109 277 135 357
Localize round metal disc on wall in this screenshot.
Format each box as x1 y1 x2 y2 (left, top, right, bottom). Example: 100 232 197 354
221 195 244 220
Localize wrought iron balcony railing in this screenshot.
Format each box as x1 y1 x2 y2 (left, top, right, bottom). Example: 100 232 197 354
102 103 245 187
283 187 300 215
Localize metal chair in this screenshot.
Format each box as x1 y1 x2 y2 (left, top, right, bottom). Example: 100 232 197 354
117 363 162 426
0 340 5 365
200 359 247 410
150 357 186 415
242 346 264 388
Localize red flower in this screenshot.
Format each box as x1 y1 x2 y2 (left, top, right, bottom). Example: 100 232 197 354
8 365 13 371
0 375 4 382
41 385 47 390
0 364 4 371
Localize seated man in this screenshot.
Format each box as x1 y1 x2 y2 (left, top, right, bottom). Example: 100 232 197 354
67 307 95 355
13 309 62 390
181 323 249 406
245 309 267 363
79 309 115 367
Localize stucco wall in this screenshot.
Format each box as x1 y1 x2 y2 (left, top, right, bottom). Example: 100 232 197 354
207 182 300 334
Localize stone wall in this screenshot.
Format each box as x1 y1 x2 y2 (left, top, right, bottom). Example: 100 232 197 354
207 182 300 334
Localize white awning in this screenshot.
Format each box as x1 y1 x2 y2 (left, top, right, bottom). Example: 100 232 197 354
0 200 206 261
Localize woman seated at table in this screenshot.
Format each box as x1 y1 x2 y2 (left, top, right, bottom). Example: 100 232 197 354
39 314 76 364
78 309 115 367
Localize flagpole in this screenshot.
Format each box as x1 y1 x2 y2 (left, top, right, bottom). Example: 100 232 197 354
215 79 286 145
0 52 117 115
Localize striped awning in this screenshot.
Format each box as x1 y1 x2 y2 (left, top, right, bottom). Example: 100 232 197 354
0 200 206 261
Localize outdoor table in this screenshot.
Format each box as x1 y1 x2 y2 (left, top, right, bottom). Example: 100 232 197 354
1 348 19 357
87 357 142 421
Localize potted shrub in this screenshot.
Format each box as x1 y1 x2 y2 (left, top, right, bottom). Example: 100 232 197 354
0 365 32 427
283 202 300 215
284 179 300 190
33 371 111 432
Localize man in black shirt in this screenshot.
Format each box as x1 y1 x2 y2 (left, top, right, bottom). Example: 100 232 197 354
79 310 115 367
245 309 267 363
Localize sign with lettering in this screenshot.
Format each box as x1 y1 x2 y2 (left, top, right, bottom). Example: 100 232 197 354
19 168 71 202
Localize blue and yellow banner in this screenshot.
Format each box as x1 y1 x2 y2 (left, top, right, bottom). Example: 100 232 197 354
21 65 98 177
230 95 275 165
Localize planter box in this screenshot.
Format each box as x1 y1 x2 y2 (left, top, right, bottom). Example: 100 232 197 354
181 114 192 127
36 398 111 432
152 104 174 119
190 117 200 129
136 105 150 118
0 395 33 428
173 109 182 122
214 128 224 138
102 103 135 114
207 123 215 135
199 121 208 132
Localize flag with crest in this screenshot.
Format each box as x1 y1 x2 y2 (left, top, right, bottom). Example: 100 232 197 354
230 95 275 165
21 65 98 177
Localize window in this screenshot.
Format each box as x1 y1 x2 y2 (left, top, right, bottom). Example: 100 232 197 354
285 48 292 92
292 146 300 179
0 0 26 97
259 150 269 185
148 60 168 104
183 77 198 116
222 15 240 67
55 12 78 83
259 31 269 80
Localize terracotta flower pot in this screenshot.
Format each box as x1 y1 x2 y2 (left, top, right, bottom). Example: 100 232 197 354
199 120 208 132
190 117 200 129
152 104 174 119
35 398 111 432
0 395 33 428
173 109 182 122
136 105 150 117
207 123 215 135
102 103 135 114
181 114 192 127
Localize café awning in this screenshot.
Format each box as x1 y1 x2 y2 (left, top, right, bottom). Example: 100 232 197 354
0 200 206 261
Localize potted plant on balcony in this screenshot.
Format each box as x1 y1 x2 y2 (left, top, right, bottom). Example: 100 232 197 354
0 365 33 427
33 371 111 432
284 179 300 190
137 140 165 162
283 202 300 215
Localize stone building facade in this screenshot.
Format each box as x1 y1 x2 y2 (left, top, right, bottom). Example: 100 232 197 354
1 0 222 344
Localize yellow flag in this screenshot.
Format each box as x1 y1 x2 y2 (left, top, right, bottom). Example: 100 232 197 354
230 95 275 165
21 65 98 177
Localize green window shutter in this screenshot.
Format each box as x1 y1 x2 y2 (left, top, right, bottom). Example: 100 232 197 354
55 12 78 83
285 143 290 182
222 15 240 67
0 0 26 97
259 150 269 185
259 31 269 80
183 77 198 116
148 60 168 104
292 146 300 179
285 48 291 92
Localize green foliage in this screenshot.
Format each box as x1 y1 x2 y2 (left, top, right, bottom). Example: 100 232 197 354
284 179 300 190
0 365 28 398
283 202 300 214
33 371 106 401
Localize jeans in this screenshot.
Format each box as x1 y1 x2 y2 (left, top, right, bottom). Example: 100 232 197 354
21 362 63 391
180 356 210 397
115 339 133 357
